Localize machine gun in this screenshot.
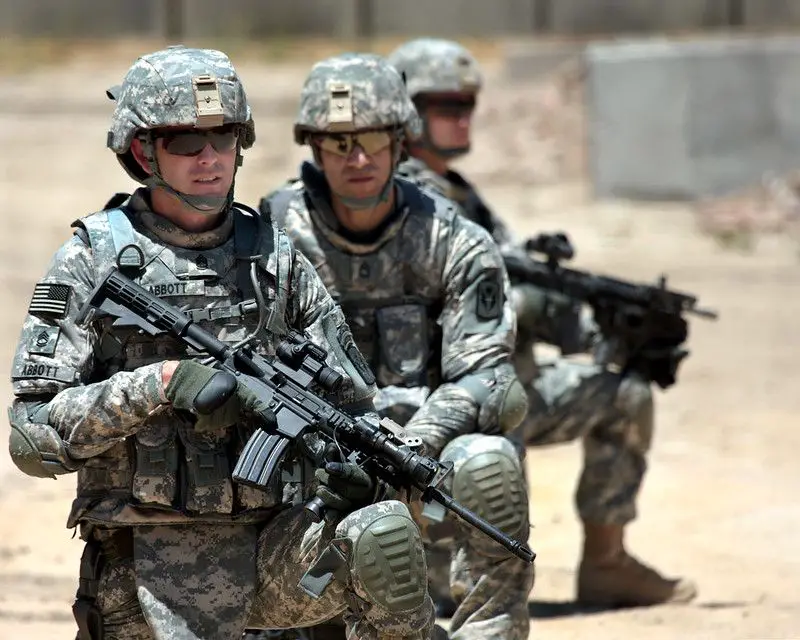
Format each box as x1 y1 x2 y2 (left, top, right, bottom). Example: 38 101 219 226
503 232 718 389
78 268 535 563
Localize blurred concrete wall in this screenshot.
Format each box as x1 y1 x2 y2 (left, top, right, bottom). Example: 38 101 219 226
587 35 800 200
3 0 800 38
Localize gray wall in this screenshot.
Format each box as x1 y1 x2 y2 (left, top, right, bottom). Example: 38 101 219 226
586 36 800 200
4 0 800 38
548 0 732 34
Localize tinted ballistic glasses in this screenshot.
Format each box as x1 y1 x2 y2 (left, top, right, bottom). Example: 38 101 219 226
154 125 239 157
418 96 476 118
313 130 394 157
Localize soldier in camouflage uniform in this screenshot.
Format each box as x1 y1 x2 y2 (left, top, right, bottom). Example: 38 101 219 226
7 45 436 640
388 38 698 608
257 54 534 640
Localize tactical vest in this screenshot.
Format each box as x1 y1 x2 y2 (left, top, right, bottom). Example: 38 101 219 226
276 182 445 392
67 201 295 529
398 158 496 237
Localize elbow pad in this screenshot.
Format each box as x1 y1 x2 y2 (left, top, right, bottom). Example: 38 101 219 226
8 399 83 478
453 364 528 435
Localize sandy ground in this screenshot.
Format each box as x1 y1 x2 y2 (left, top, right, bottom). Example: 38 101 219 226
0 45 798 639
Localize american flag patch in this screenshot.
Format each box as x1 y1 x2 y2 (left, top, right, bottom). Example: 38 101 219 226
28 283 72 318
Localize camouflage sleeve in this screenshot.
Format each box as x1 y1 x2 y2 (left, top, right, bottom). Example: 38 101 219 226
10 234 166 459
439 216 516 379
286 248 377 413
511 282 600 354
404 217 518 454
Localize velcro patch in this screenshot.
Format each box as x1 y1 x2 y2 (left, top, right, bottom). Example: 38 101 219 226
476 278 502 320
12 359 77 384
145 280 205 297
28 283 72 318
27 326 61 356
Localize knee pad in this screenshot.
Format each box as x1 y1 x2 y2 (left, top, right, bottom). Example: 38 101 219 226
349 501 428 613
440 434 529 557
455 365 529 435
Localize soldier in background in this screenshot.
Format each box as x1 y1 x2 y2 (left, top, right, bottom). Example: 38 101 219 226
389 37 698 608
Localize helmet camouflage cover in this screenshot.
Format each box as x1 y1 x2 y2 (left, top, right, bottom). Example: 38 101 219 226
387 38 483 100
107 45 255 182
293 52 421 144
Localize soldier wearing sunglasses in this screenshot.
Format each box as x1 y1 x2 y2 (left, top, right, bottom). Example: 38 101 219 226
7 45 437 640
258 53 534 640
389 38 698 610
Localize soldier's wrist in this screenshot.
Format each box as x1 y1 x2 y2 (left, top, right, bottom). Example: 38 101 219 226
161 360 180 391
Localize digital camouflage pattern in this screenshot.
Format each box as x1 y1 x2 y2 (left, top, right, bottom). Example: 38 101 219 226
107 45 255 156
389 35 656 528
249 501 434 637
262 164 534 639
435 434 533 639
293 53 422 143
512 353 654 525
9 184 432 636
403 151 656 525
398 157 515 248
386 39 483 100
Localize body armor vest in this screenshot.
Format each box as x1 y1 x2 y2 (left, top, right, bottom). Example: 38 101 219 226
398 158 498 239
67 203 294 528
283 182 446 392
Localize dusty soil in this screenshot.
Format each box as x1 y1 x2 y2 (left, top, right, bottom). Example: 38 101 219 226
0 43 798 639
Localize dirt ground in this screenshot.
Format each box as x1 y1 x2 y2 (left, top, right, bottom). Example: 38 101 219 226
0 43 798 640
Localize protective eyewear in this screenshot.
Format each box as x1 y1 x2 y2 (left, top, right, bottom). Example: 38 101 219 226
314 130 394 157
421 96 476 118
156 125 239 157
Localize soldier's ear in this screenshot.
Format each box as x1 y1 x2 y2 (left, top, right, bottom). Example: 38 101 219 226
130 138 154 176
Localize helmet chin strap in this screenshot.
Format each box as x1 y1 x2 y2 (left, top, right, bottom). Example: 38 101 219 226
141 135 239 214
334 176 393 210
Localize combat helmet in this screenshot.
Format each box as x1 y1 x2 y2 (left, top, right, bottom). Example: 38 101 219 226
293 52 422 209
294 52 421 145
106 45 255 212
387 38 482 156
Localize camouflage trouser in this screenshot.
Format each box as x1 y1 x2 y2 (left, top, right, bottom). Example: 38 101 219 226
513 358 654 525
419 434 534 640
377 385 535 640
74 502 434 640
73 523 260 640
247 501 435 639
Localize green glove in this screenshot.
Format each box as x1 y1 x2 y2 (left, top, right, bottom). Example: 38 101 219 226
164 360 239 432
314 461 375 514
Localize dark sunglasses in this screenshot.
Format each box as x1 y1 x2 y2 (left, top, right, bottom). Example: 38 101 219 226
419 96 476 118
154 125 239 157
313 130 394 157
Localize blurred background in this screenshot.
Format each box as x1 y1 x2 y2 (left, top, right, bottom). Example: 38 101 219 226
1 2 799 639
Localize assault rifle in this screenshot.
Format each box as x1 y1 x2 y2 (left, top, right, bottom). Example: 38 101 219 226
77 268 535 564
503 232 718 389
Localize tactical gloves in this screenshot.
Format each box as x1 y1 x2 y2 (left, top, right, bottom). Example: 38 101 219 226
165 360 276 431
314 461 375 514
